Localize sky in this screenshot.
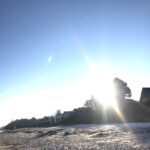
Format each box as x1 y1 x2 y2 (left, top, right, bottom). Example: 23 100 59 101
1 0 150 127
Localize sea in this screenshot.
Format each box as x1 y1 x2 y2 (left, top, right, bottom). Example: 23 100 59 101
0 130 3 133
64 122 150 130
0 122 150 132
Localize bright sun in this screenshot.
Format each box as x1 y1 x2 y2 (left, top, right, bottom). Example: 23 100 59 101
84 61 118 110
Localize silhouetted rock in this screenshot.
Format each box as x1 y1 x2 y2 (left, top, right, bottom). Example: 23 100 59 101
117 99 150 122
140 88 150 106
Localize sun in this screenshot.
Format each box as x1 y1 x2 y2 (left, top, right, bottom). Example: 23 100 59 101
84 61 118 110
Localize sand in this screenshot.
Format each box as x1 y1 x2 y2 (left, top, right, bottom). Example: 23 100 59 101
0 124 150 150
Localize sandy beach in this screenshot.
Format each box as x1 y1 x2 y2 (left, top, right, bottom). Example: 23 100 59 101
0 123 150 150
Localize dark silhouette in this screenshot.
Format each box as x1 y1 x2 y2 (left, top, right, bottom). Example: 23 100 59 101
140 88 150 106
3 78 150 130
84 95 97 109
4 116 55 130
113 78 132 100
54 110 62 124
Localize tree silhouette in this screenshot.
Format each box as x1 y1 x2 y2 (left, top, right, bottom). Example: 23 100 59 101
84 95 96 109
113 78 132 100
54 109 62 124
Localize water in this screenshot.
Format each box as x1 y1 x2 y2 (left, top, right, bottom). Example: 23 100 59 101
64 122 150 129
0 129 4 133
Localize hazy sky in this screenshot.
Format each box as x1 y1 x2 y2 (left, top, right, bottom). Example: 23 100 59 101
1 0 150 126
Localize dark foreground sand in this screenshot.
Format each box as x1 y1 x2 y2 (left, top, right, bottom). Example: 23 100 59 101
0 124 150 150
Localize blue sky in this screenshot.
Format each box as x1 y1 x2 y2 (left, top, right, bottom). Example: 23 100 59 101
1 0 150 126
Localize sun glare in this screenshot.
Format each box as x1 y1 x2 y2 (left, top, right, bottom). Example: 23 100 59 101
84 61 118 110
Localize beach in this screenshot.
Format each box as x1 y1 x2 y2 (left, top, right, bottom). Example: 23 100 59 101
0 123 150 150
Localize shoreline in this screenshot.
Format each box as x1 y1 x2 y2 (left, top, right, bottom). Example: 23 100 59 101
2 121 150 130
